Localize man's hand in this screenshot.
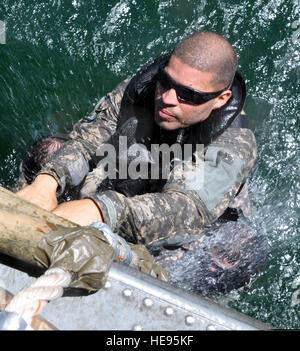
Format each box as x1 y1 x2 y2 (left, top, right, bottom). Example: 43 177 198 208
16 174 59 211
52 199 103 226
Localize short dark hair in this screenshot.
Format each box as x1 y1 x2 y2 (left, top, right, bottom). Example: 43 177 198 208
172 31 238 88
22 136 66 184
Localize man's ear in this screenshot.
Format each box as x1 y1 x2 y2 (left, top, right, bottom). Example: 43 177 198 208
212 90 232 110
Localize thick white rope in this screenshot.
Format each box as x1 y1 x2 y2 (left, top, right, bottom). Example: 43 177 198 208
5 268 72 325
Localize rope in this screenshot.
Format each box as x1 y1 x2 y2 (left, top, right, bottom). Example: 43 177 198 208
5 268 72 325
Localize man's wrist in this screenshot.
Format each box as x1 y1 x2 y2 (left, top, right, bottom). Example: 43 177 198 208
34 174 59 191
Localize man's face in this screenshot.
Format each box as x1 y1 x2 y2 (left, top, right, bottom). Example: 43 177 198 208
154 55 232 130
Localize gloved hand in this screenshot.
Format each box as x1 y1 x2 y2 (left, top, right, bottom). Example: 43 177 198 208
34 225 114 293
130 244 169 282
34 223 168 296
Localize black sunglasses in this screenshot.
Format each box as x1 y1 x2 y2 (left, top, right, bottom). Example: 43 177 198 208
156 67 230 105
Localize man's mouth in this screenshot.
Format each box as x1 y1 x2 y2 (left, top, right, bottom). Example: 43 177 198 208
158 108 177 121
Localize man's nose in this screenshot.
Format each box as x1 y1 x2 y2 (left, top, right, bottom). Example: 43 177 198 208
162 88 179 105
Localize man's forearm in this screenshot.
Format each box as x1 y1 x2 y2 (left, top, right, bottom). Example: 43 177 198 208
52 198 104 226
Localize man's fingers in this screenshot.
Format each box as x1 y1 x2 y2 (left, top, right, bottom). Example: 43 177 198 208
16 174 59 211
16 184 58 211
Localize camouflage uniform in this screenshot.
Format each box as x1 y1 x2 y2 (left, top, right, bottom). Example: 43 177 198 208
24 53 265 296
39 78 257 246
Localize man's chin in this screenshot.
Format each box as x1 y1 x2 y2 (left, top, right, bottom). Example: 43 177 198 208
155 115 182 131
157 120 182 130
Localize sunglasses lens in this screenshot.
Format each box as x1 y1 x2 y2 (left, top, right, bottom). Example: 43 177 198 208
177 88 204 105
157 68 223 105
158 69 195 104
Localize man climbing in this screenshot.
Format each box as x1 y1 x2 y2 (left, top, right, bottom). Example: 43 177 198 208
17 31 268 296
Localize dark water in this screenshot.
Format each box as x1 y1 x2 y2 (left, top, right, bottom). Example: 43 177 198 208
0 0 299 329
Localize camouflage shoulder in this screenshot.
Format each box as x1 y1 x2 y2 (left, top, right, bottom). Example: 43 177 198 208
210 127 257 164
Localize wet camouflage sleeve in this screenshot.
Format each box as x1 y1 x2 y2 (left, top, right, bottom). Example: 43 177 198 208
91 127 257 245
38 79 130 194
